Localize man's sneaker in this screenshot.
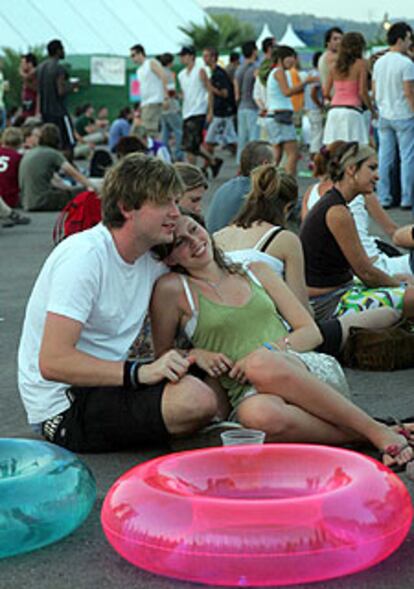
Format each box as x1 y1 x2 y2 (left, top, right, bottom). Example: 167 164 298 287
2 211 31 227
210 158 223 179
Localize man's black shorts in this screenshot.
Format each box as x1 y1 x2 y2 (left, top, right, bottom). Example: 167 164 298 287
182 115 206 155
42 382 169 453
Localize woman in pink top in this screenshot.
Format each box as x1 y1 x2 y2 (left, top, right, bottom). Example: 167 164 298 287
323 32 375 144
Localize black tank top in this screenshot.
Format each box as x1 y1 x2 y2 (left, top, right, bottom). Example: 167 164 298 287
300 188 353 288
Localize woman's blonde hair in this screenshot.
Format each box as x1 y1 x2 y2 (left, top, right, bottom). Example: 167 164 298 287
234 164 298 228
174 162 208 192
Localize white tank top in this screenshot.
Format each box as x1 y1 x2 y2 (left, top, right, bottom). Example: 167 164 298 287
225 227 285 277
178 64 208 119
137 59 164 106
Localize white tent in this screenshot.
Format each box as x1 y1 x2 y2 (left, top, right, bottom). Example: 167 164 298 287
256 23 275 48
279 23 306 48
0 0 209 55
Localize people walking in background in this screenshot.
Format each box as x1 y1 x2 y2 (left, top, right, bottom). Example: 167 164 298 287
303 51 324 156
158 52 184 162
318 27 343 91
19 53 37 120
178 46 222 176
372 21 414 211
130 44 169 139
234 40 259 161
203 46 237 165
36 40 76 159
323 32 374 144
265 46 314 175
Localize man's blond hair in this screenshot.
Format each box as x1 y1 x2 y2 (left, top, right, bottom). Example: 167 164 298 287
101 153 184 228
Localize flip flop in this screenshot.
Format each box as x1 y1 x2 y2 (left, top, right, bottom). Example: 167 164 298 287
381 442 413 473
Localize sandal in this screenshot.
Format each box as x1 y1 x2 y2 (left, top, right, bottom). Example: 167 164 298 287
381 441 413 472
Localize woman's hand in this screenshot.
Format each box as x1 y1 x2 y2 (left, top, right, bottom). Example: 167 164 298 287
191 349 233 377
228 357 249 384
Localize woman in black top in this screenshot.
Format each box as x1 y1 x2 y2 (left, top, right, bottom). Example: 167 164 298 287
300 141 414 321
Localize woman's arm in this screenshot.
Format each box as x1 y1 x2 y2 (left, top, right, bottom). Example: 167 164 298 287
326 205 400 287
393 225 414 248
274 68 308 98
323 70 333 100
364 193 398 238
248 262 322 351
265 231 312 313
150 274 183 357
358 60 374 113
301 185 312 221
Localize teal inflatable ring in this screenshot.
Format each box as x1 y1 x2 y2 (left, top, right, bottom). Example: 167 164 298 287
0 438 96 558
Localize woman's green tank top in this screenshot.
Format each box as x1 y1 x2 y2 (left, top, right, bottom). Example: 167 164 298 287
190 276 288 407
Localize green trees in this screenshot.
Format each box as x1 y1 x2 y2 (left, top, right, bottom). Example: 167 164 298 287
180 14 256 51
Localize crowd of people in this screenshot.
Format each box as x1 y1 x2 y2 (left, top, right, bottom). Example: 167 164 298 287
3 24 414 471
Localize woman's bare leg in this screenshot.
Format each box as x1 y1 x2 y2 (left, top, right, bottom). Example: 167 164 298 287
242 348 413 466
338 307 400 350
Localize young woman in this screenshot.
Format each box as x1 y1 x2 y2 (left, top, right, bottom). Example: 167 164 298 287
265 45 314 175
300 142 414 321
214 165 308 307
301 143 414 279
174 162 208 216
150 212 413 468
323 32 374 144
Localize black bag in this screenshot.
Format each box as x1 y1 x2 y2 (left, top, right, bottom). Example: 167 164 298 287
340 320 414 371
273 111 294 125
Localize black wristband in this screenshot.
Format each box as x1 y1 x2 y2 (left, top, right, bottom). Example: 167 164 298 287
123 360 139 389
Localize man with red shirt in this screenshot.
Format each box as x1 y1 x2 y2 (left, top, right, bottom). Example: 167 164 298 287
0 127 23 208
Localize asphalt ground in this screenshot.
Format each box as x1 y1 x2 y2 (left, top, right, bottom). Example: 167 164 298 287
1 150 414 589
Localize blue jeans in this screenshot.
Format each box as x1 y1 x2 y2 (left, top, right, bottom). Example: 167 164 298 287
160 111 184 161
377 116 414 210
237 109 259 162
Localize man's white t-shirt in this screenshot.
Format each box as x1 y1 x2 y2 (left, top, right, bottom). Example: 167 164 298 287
137 59 164 106
18 224 167 424
178 64 208 120
373 51 414 120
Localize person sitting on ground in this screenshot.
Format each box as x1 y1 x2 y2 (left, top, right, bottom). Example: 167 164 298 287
214 164 400 358
74 103 108 155
301 143 414 279
18 154 220 453
151 211 413 469
299 141 414 321
108 106 133 153
174 162 208 216
0 127 23 208
205 140 275 233
20 120 42 153
19 123 96 211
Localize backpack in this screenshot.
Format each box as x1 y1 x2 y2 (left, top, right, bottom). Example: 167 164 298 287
52 190 102 245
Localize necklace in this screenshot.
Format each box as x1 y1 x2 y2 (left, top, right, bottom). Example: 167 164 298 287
195 272 227 301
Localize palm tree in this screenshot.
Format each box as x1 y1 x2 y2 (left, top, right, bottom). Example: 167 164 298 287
180 14 256 52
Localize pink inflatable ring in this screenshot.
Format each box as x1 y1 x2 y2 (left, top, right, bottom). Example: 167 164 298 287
101 444 412 586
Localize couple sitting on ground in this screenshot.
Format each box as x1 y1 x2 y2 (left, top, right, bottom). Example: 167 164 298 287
18 153 414 470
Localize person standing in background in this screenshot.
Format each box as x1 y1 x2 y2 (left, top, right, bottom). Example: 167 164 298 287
36 40 76 159
20 53 37 120
130 44 169 139
234 40 260 161
318 27 343 92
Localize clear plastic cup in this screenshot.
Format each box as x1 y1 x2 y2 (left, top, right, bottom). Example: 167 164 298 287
220 429 266 446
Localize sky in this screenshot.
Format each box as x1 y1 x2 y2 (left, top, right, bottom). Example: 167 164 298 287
197 0 414 23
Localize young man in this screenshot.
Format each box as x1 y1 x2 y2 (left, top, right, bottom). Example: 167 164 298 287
372 21 414 211
18 154 218 452
203 46 237 164
318 27 343 92
177 46 222 176
19 123 96 211
234 40 259 161
130 44 169 138
36 39 76 158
